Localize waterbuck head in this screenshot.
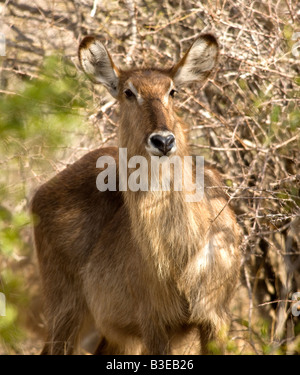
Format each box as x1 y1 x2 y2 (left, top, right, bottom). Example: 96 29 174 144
78 34 219 159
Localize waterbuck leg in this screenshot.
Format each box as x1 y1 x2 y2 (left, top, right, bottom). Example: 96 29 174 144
93 337 125 355
41 312 82 355
143 324 171 355
198 321 218 355
39 275 86 355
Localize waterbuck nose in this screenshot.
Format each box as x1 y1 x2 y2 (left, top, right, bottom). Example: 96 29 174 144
150 134 175 155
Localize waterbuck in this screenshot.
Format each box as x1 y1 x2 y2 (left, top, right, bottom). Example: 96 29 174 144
31 33 241 355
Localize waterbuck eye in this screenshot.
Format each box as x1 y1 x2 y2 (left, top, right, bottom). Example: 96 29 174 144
169 89 177 98
124 89 135 99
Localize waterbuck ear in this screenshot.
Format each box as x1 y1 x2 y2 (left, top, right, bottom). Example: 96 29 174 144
78 36 120 98
171 34 219 87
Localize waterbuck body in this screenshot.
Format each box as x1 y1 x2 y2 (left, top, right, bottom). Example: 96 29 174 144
31 34 241 355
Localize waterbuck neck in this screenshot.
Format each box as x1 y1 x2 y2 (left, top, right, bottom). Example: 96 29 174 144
122 158 208 280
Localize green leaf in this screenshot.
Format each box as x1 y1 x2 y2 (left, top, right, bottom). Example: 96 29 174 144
289 110 300 131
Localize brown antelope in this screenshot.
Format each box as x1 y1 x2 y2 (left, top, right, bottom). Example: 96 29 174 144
31 34 241 355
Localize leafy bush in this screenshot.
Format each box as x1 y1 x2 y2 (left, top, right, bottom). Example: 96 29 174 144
0 55 91 352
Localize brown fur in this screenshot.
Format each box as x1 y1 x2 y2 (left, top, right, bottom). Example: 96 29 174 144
31 34 241 355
